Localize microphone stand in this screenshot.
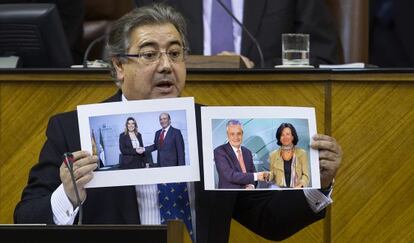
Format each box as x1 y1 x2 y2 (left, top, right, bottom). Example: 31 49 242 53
82 34 107 68
215 0 265 68
63 152 83 225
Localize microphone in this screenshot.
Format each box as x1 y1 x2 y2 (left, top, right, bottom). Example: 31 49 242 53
82 34 107 68
62 152 83 225
215 0 265 68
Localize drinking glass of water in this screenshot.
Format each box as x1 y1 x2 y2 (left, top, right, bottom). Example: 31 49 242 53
282 33 310 66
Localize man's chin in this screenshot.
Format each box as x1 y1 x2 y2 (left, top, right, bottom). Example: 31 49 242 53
151 90 180 99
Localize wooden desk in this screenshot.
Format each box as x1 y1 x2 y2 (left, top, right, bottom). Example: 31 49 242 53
0 68 413 243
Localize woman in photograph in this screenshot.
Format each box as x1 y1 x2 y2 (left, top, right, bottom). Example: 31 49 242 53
119 117 146 169
268 123 310 188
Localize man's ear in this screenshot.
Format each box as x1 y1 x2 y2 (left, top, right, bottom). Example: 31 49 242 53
112 57 125 81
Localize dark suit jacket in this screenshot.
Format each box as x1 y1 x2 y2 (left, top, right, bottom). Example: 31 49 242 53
135 0 340 67
146 126 185 167
369 0 414 67
119 132 145 169
14 90 325 243
214 143 256 189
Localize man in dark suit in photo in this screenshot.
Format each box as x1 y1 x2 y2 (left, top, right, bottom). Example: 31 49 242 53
14 3 342 242
214 119 268 189
142 112 186 167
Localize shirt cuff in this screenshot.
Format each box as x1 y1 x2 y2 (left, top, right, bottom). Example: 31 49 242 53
51 184 78 225
303 188 333 213
253 173 258 181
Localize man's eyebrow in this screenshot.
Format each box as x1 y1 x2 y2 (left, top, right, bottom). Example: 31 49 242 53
137 41 157 50
168 40 183 47
136 40 183 50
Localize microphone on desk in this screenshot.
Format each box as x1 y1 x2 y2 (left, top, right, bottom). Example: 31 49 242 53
82 34 107 68
62 152 83 225
215 0 265 68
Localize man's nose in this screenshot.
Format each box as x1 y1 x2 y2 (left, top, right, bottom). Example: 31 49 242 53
157 52 172 72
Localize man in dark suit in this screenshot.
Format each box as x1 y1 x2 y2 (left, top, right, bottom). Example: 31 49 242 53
144 112 185 167
370 0 414 67
14 3 342 242
135 0 340 68
214 119 268 189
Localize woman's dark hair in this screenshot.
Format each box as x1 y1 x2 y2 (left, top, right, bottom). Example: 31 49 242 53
275 123 299 146
124 117 138 135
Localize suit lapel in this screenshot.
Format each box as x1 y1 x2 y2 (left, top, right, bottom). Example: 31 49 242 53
241 0 267 56
117 186 140 224
164 126 172 144
160 126 173 146
225 143 242 172
155 129 161 146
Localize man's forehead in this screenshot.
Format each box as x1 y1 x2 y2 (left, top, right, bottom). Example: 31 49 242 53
130 23 183 49
228 125 243 132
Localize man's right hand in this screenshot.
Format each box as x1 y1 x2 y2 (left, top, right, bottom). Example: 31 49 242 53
59 151 98 208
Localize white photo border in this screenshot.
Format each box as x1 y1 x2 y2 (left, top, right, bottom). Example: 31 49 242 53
201 106 320 191
78 97 199 188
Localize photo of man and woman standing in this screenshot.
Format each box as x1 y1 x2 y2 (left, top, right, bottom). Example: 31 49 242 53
89 110 188 171
118 112 185 169
213 119 310 190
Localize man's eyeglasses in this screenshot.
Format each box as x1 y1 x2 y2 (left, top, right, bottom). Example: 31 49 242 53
118 47 188 64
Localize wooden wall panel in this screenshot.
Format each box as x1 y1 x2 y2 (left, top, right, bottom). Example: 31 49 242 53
0 81 117 223
331 82 414 243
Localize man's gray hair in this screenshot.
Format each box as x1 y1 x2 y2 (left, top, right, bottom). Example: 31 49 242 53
226 119 243 129
104 3 188 85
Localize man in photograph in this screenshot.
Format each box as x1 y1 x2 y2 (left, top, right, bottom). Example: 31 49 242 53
214 119 268 189
143 112 185 167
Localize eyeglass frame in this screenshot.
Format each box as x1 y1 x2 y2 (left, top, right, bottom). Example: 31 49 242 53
117 46 189 64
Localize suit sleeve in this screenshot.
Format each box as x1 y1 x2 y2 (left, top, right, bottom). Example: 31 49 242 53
14 115 69 224
138 133 144 147
145 132 158 153
214 147 254 186
233 190 325 241
175 129 185 166
244 149 256 173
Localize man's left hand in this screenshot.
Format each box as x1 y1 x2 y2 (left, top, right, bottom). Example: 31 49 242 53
311 134 342 189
